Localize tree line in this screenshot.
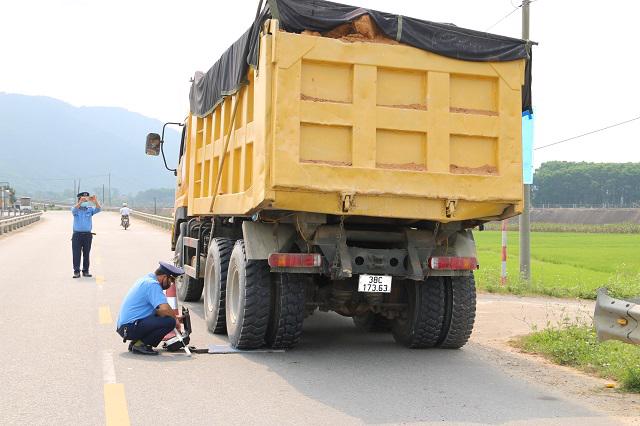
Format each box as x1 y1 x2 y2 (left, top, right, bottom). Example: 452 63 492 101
533 162 640 207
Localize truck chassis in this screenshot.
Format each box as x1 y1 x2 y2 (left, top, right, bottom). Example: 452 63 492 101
173 211 478 350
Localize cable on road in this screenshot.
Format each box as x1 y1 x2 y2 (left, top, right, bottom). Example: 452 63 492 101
534 115 640 151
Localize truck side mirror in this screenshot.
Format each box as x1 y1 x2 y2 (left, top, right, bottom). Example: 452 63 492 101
146 133 162 156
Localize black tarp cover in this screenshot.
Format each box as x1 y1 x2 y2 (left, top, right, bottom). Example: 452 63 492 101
189 0 533 117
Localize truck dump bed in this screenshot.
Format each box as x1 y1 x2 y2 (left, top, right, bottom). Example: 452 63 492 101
184 15 526 223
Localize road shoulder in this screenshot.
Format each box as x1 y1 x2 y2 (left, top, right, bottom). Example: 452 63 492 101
474 293 640 424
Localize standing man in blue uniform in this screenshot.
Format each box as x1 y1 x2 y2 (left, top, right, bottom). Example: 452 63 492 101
71 192 101 278
116 262 184 355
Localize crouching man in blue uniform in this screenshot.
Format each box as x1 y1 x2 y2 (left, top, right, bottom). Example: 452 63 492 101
116 261 184 355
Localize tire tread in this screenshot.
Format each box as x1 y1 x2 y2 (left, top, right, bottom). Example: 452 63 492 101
438 275 476 349
392 278 446 348
267 273 306 349
229 241 271 349
206 238 234 334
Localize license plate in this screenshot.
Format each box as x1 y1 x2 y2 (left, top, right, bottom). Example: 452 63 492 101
358 275 392 293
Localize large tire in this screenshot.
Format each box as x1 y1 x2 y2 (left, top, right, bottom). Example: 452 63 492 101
438 274 476 349
174 232 204 302
203 238 234 334
225 240 271 349
266 273 307 349
353 312 392 332
391 278 446 348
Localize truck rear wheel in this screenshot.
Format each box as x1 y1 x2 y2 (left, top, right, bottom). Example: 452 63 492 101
266 273 307 349
391 278 446 348
353 312 392 332
203 238 234 334
175 232 204 302
438 274 476 349
225 240 271 349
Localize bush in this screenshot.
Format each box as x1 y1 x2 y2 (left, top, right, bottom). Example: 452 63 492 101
623 367 640 392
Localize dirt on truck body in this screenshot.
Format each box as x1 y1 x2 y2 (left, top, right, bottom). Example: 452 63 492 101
145 0 531 350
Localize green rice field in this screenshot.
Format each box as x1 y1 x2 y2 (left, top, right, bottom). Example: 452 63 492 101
474 231 640 299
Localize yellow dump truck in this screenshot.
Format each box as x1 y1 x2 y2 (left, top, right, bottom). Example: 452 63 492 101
146 0 531 350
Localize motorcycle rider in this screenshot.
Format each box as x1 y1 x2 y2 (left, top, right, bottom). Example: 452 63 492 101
120 202 131 228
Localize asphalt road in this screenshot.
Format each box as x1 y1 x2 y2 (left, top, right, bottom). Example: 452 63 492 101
0 211 622 425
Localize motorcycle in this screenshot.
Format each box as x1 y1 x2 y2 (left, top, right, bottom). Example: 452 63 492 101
121 215 130 230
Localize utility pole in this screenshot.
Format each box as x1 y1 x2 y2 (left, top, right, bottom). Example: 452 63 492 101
108 172 111 207
0 182 8 217
519 0 531 282
102 184 105 204
154 197 157 215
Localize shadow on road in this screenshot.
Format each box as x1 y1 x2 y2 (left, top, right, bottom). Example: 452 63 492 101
246 312 600 424
181 298 602 423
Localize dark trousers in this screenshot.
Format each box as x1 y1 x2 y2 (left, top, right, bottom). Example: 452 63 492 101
117 315 176 347
72 232 93 273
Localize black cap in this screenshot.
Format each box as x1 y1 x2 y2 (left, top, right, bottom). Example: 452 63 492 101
158 261 185 277
77 191 90 199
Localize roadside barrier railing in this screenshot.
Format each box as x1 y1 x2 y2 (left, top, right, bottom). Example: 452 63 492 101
0 209 33 217
0 211 43 236
130 210 172 230
52 203 173 231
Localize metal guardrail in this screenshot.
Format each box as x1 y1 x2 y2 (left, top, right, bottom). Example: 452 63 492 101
0 211 43 236
595 288 640 346
130 210 172 230
51 203 173 231
0 209 33 218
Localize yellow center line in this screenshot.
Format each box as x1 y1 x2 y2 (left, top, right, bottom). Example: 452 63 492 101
99 306 113 324
96 275 105 284
104 384 131 426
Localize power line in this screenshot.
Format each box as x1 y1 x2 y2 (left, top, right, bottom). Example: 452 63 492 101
534 115 640 151
486 0 539 32
18 173 111 182
486 6 520 31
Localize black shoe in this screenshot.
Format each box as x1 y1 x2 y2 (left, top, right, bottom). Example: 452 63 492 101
82 271 92 277
128 341 134 352
73 272 81 278
131 343 158 356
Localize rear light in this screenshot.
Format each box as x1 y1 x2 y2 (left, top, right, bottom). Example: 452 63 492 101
428 256 478 270
268 253 322 268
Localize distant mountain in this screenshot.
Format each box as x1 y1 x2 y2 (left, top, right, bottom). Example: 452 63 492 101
0 93 181 197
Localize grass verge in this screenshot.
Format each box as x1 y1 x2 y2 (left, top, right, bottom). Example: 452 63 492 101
475 231 640 300
513 325 640 392
483 222 640 234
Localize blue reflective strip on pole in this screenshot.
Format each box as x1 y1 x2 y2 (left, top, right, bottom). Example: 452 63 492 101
522 111 534 184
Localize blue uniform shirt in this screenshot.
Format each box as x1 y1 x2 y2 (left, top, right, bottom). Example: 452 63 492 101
71 206 101 232
116 273 168 328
